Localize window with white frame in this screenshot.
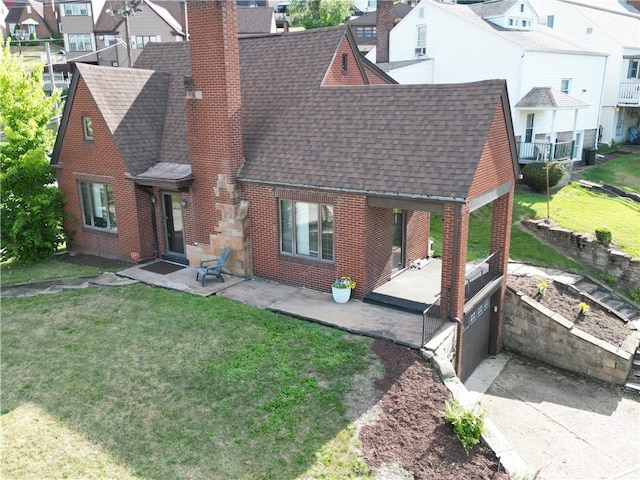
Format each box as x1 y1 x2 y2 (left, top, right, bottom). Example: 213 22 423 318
524 113 534 143
560 79 570 94
83 117 93 140
546 15 554 28
79 182 117 231
280 199 333 261
104 35 117 46
68 33 92 51
627 59 639 79
368 0 376 9
64 3 90 15
415 25 426 55
134 35 159 49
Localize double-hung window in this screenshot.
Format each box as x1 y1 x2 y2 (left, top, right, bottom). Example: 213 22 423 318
79 182 117 231
68 34 92 51
560 79 570 94
280 199 333 261
64 3 90 15
627 59 640 79
135 35 158 49
415 25 426 55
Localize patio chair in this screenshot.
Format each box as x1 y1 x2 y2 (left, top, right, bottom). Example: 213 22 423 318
196 247 231 286
629 127 640 145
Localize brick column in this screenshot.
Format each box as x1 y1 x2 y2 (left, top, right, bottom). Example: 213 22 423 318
488 186 514 353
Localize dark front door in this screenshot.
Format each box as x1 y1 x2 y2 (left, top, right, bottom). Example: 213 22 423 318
163 193 185 257
392 209 405 273
460 297 492 382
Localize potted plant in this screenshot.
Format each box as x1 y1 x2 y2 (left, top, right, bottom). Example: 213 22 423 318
331 276 356 303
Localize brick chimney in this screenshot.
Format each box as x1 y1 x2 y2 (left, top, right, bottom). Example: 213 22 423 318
184 0 252 277
376 0 394 64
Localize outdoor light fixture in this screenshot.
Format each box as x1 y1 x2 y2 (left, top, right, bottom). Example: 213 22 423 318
180 199 187 207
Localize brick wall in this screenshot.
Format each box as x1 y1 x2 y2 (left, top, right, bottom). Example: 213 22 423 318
244 184 412 300
405 210 430 266
323 35 372 86
55 80 150 263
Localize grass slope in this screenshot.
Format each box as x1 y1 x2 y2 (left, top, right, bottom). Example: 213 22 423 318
580 154 640 193
1 285 376 479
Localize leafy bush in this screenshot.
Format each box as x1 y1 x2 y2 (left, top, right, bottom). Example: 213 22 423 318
522 162 566 193
595 227 612 246
444 398 485 454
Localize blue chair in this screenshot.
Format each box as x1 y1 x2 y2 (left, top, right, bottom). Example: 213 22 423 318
196 247 231 286
629 127 640 145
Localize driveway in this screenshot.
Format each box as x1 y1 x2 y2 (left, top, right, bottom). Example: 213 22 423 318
466 353 640 480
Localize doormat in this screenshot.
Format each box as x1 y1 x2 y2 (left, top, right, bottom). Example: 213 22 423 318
139 261 186 275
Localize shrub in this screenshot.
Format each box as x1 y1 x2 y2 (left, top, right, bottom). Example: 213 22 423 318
595 227 612 246
444 398 485 454
522 162 566 193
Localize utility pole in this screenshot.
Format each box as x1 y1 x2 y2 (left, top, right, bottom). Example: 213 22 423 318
106 0 142 68
45 41 61 128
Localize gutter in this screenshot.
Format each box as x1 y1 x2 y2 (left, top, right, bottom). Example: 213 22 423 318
237 178 467 204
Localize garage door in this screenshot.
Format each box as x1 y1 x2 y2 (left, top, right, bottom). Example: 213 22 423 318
460 297 491 382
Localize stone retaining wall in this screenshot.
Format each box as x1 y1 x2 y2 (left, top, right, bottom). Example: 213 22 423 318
503 288 638 385
522 219 640 291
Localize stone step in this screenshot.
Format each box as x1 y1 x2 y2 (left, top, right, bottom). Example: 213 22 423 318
603 297 626 311
634 359 640 368
574 280 599 294
591 289 611 302
619 306 640 320
623 382 640 394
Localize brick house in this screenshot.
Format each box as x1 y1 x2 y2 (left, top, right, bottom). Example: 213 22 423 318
51 1 518 380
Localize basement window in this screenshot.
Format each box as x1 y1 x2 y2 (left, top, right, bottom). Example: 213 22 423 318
280 199 333 262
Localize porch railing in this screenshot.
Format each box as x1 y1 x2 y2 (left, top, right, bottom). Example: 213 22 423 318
422 293 444 346
465 252 502 304
517 140 575 163
618 82 640 105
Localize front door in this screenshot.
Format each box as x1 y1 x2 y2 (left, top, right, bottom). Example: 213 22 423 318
392 209 405 273
163 193 185 257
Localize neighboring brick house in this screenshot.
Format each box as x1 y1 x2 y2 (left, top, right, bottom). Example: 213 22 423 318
347 1 411 53
5 0 54 40
51 1 518 380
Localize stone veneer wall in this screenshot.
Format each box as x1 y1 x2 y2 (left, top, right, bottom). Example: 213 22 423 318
522 219 640 292
503 288 638 385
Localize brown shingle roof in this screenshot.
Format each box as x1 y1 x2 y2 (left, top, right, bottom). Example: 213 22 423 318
58 26 511 201
237 6 274 34
75 62 169 175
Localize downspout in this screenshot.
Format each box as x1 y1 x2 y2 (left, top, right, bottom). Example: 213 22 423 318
596 54 608 148
451 315 463 376
150 194 159 258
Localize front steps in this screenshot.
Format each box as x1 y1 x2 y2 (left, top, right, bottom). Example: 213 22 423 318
624 352 640 394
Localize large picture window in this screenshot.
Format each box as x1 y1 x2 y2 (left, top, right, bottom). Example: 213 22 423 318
79 182 117 231
280 199 333 261
64 3 90 15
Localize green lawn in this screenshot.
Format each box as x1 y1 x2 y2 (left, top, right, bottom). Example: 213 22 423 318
1 285 377 479
516 183 640 258
0 256 122 286
580 154 640 193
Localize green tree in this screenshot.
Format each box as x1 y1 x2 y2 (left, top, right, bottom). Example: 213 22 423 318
0 42 66 263
290 0 354 29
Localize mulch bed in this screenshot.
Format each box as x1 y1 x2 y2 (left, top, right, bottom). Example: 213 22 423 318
60 253 131 270
360 340 508 480
507 275 631 346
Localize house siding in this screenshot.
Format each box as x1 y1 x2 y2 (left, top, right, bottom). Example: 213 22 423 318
56 80 152 263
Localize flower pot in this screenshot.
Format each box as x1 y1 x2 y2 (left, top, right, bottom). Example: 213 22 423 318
331 286 351 303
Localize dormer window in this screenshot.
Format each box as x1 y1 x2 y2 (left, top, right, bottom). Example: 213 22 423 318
520 3 524 12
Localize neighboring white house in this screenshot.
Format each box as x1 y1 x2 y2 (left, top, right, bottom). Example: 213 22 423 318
367 0 608 163
529 0 640 146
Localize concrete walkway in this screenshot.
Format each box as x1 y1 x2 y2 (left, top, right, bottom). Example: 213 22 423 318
465 352 640 480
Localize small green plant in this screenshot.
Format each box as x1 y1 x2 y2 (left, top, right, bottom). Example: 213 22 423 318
444 398 485 454
521 162 566 193
595 226 612 246
537 281 548 295
602 274 616 286
579 302 590 316
629 289 640 303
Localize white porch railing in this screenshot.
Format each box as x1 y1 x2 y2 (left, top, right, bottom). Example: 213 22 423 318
618 82 640 105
